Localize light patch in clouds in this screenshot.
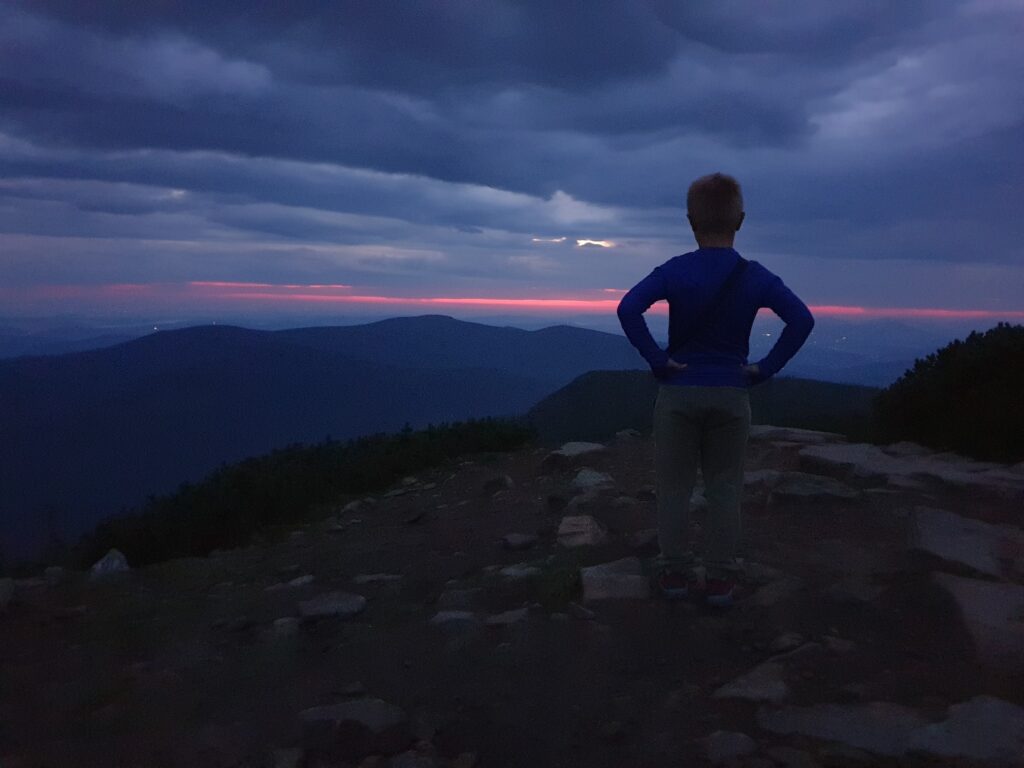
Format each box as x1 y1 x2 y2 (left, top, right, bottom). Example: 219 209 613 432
576 239 615 248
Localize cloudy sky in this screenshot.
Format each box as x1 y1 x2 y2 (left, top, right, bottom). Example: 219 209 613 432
2 0 1023 325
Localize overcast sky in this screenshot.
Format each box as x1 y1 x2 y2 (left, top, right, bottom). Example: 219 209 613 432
2 1 1023 323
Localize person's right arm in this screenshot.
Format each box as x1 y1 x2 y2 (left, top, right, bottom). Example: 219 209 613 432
748 275 814 383
616 267 671 377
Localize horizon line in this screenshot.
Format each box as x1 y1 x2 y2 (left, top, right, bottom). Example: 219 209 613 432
5 281 1024 321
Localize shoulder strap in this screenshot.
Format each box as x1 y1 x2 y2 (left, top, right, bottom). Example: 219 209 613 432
668 257 748 355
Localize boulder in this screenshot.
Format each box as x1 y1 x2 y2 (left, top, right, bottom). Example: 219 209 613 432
713 661 789 703
352 573 403 585
541 442 606 471
300 697 411 758
557 515 608 547
580 557 650 602
703 731 757 764
502 533 538 551
89 548 130 579
909 506 1024 579
436 588 482 610
553 441 607 458
498 564 541 580
571 468 614 491
298 592 367 621
482 475 514 495
749 425 845 444
907 696 1024 763
932 572 1024 672
770 471 859 502
800 442 1024 496
758 702 929 756
484 607 529 626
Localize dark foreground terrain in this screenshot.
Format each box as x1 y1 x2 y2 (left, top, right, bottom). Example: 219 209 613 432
2 428 1023 767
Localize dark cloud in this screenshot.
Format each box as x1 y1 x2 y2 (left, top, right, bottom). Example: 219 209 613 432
1 0 1023 314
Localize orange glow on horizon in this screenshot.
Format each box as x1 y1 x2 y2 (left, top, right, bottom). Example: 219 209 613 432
5 281 1024 321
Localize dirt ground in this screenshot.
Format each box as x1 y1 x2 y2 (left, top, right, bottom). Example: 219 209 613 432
1 431 1022 767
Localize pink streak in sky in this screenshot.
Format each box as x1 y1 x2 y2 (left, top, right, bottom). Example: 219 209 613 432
5 281 1024 321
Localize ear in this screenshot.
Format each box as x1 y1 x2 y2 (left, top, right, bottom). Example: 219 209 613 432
735 211 745 232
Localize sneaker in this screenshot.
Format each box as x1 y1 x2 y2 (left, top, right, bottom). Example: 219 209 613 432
655 569 697 600
704 577 737 607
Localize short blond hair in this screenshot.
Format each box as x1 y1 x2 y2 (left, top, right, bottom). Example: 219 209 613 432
687 173 744 235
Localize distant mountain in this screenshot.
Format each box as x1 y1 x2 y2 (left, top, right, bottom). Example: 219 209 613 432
0 315 643 560
524 370 879 443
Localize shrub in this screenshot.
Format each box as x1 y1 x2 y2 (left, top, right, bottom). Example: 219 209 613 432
72 417 536 567
874 323 1024 461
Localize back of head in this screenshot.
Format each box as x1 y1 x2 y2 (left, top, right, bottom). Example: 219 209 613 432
687 173 744 237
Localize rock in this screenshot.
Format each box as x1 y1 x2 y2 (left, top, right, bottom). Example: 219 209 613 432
430 610 477 625
340 681 367 697
615 429 641 440
0 577 14 611
764 745 821 768
571 468 614 491
800 442 1024 496
909 506 1024 579
436 588 482 610
770 632 805 655
770 471 859 502
749 425 845 444
341 499 364 514
580 557 650 602
567 602 596 620
43 566 65 586
884 441 930 457
907 695 1024 763
390 750 437 768
451 752 478 768
744 469 782 492
482 475 514 495
635 484 656 501
272 617 300 637
498 564 541 580
298 592 367 621
299 697 411 758
502 533 538 551
287 575 315 587
271 747 304 768
611 495 640 509
556 441 607 458
703 731 757 764
403 510 425 525
713 661 789 703
823 635 856 654
628 528 658 552
89 548 130 579
757 702 929 756
485 607 528 626
824 576 883 605
557 515 608 547
932 572 1024 671
353 573 403 585
748 576 804 608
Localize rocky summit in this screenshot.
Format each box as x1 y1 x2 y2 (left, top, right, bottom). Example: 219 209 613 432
2 428 1023 767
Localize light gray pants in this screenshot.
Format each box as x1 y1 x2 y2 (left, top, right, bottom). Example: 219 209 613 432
652 384 751 578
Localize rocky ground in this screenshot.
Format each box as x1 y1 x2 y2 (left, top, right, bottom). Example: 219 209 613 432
2 426 1024 767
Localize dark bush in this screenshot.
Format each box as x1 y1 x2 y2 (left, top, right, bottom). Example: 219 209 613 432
874 323 1024 461
72 417 536 568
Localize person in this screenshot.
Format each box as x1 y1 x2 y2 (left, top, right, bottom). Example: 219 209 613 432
616 173 814 607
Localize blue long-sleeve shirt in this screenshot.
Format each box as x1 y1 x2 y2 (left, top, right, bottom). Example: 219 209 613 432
616 247 814 387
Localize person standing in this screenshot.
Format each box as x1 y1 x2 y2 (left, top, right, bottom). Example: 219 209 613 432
616 173 814 606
